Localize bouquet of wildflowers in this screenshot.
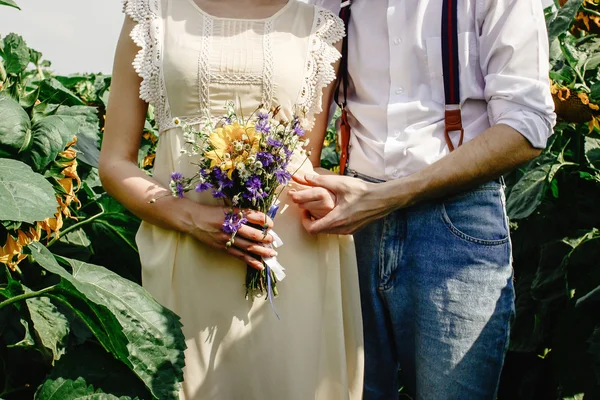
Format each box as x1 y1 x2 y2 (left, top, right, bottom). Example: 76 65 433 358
169 102 309 302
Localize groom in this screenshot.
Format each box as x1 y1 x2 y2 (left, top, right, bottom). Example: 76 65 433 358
295 0 556 399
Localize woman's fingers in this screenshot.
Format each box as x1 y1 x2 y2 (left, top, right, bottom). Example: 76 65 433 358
233 237 277 258
244 209 274 230
237 223 273 243
225 246 264 271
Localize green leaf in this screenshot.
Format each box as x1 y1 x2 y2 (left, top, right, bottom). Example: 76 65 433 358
507 153 556 220
29 244 186 400
0 0 20 10
29 48 43 67
588 326 600 385
88 194 140 254
548 0 584 44
25 115 79 171
38 78 85 106
531 240 572 303
0 95 32 157
40 343 150 399
585 134 600 169
0 159 57 223
35 376 130 400
26 296 70 363
55 106 101 167
1 33 30 74
59 228 92 248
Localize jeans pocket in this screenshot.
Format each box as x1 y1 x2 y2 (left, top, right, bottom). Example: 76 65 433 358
439 186 510 246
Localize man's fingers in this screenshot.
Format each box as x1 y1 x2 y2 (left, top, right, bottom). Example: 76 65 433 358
292 173 310 186
300 209 333 235
226 246 264 270
296 199 332 211
290 188 328 204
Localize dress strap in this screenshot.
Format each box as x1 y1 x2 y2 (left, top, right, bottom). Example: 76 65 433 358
297 7 345 132
122 0 171 132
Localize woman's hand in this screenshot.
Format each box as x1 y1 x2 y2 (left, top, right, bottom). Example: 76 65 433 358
185 204 276 271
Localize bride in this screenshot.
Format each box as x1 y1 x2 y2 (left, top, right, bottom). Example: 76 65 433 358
99 0 363 399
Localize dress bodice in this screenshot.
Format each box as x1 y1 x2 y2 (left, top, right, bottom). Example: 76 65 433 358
123 0 344 133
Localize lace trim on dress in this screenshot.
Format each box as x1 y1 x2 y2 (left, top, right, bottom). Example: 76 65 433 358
298 7 345 131
262 20 275 108
122 0 172 132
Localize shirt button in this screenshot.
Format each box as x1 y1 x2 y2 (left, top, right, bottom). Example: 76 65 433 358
395 87 404 95
392 169 400 178
393 37 402 45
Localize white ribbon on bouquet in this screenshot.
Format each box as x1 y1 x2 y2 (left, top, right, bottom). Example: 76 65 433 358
262 230 286 282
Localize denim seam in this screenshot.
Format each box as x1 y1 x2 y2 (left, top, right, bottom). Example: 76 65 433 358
439 204 510 246
492 297 515 399
377 216 388 292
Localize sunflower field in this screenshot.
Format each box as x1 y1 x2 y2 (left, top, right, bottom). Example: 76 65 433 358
0 0 599 399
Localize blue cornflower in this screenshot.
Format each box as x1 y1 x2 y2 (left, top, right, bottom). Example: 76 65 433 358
222 212 247 234
267 137 283 148
257 152 275 167
275 169 292 185
171 172 184 182
175 183 184 198
292 118 305 137
255 119 271 134
195 182 213 192
213 168 234 188
212 190 226 199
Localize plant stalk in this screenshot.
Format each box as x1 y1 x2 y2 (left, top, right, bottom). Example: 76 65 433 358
0 285 57 310
46 208 105 247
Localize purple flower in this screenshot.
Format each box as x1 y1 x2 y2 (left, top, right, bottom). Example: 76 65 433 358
171 172 184 182
199 168 210 178
267 137 282 148
255 119 271 134
292 118 305 137
275 169 292 185
283 146 293 158
170 172 186 198
212 190 226 199
222 212 247 234
195 182 213 192
246 176 262 194
242 176 265 201
175 183 185 199
257 152 275 167
213 168 234 188
258 111 269 121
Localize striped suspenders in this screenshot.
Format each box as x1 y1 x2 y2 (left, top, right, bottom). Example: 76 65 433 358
336 0 463 176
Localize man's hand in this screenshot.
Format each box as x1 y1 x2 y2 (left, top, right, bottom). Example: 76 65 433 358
290 174 406 235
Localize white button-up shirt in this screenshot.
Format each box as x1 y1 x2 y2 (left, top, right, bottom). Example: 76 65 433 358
302 0 557 180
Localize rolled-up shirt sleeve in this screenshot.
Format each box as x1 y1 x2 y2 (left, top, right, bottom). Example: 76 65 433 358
478 0 556 148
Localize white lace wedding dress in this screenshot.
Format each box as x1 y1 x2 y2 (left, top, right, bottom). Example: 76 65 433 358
123 1 364 398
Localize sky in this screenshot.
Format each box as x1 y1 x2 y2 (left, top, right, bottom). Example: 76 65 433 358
0 0 124 75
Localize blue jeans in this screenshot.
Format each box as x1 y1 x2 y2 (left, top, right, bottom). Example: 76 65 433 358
353 177 514 399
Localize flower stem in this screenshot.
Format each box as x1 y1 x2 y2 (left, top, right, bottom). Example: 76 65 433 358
46 207 105 248
0 285 57 310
